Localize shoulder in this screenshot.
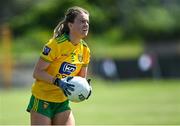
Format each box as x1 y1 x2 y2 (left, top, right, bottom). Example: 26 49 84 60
81 39 89 48
55 34 69 44
81 40 90 53
46 34 69 47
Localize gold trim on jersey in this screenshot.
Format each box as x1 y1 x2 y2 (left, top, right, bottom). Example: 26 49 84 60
56 34 69 43
40 56 52 63
32 97 39 112
81 39 88 47
82 64 88 67
78 54 83 62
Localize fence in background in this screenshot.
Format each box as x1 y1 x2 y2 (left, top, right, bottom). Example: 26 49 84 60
91 56 180 80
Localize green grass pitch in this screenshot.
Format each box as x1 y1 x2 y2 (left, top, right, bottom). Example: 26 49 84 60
0 79 180 125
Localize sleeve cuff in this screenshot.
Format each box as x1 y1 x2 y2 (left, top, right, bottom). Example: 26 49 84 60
40 56 52 63
82 64 88 67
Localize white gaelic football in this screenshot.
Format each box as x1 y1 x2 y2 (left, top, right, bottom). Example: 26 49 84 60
62 76 92 102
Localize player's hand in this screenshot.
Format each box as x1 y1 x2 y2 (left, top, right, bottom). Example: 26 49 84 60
53 78 75 96
86 78 92 99
87 79 91 85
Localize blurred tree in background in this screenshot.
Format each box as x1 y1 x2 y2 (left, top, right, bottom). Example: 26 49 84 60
0 0 180 60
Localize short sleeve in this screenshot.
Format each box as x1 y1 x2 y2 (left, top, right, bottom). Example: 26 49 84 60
40 39 58 62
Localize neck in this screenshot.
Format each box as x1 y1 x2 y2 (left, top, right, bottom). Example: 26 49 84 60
69 34 81 46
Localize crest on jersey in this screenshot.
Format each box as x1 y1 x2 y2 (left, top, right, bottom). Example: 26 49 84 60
42 46 51 55
43 102 49 109
78 54 83 62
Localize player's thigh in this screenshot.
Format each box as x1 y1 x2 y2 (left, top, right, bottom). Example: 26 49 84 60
30 111 51 125
52 110 75 125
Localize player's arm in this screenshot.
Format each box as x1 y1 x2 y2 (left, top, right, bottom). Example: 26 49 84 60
33 57 74 95
33 57 54 84
79 44 90 78
78 66 88 78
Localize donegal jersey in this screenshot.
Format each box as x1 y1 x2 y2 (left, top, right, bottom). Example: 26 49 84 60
31 34 90 102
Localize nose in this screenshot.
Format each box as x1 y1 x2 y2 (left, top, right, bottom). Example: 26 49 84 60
84 21 89 27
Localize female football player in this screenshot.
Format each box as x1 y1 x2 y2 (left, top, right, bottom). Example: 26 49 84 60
26 6 90 125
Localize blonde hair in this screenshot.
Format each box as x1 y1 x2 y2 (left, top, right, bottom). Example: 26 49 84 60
53 6 89 38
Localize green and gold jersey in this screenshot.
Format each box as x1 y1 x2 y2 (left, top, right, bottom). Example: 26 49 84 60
32 34 90 102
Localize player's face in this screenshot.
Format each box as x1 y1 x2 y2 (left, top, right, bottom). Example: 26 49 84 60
69 12 89 39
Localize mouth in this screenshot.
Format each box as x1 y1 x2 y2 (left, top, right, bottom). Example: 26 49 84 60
83 29 87 31
83 29 88 32
83 27 88 31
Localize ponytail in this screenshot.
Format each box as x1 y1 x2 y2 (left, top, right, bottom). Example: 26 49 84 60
53 19 69 38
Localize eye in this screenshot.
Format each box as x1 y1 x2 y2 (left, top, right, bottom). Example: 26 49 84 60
81 20 89 24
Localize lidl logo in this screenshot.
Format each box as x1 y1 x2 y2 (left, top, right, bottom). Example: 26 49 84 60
59 62 76 75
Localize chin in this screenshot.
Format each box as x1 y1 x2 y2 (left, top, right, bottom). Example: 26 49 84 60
81 34 88 38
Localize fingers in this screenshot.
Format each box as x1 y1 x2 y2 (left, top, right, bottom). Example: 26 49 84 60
64 84 75 96
67 85 74 92
66 76 73 82
64 89 71 96
86 90 92 99
67 83 75 87
87 79 91 85
67 84 75 90
63 90 68 96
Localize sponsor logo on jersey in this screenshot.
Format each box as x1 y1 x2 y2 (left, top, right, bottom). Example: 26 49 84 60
59 62 76 75
71 52 76 62
61 54 69 56
42 46 51 55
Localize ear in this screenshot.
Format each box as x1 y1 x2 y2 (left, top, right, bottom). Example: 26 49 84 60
68 22 73 29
